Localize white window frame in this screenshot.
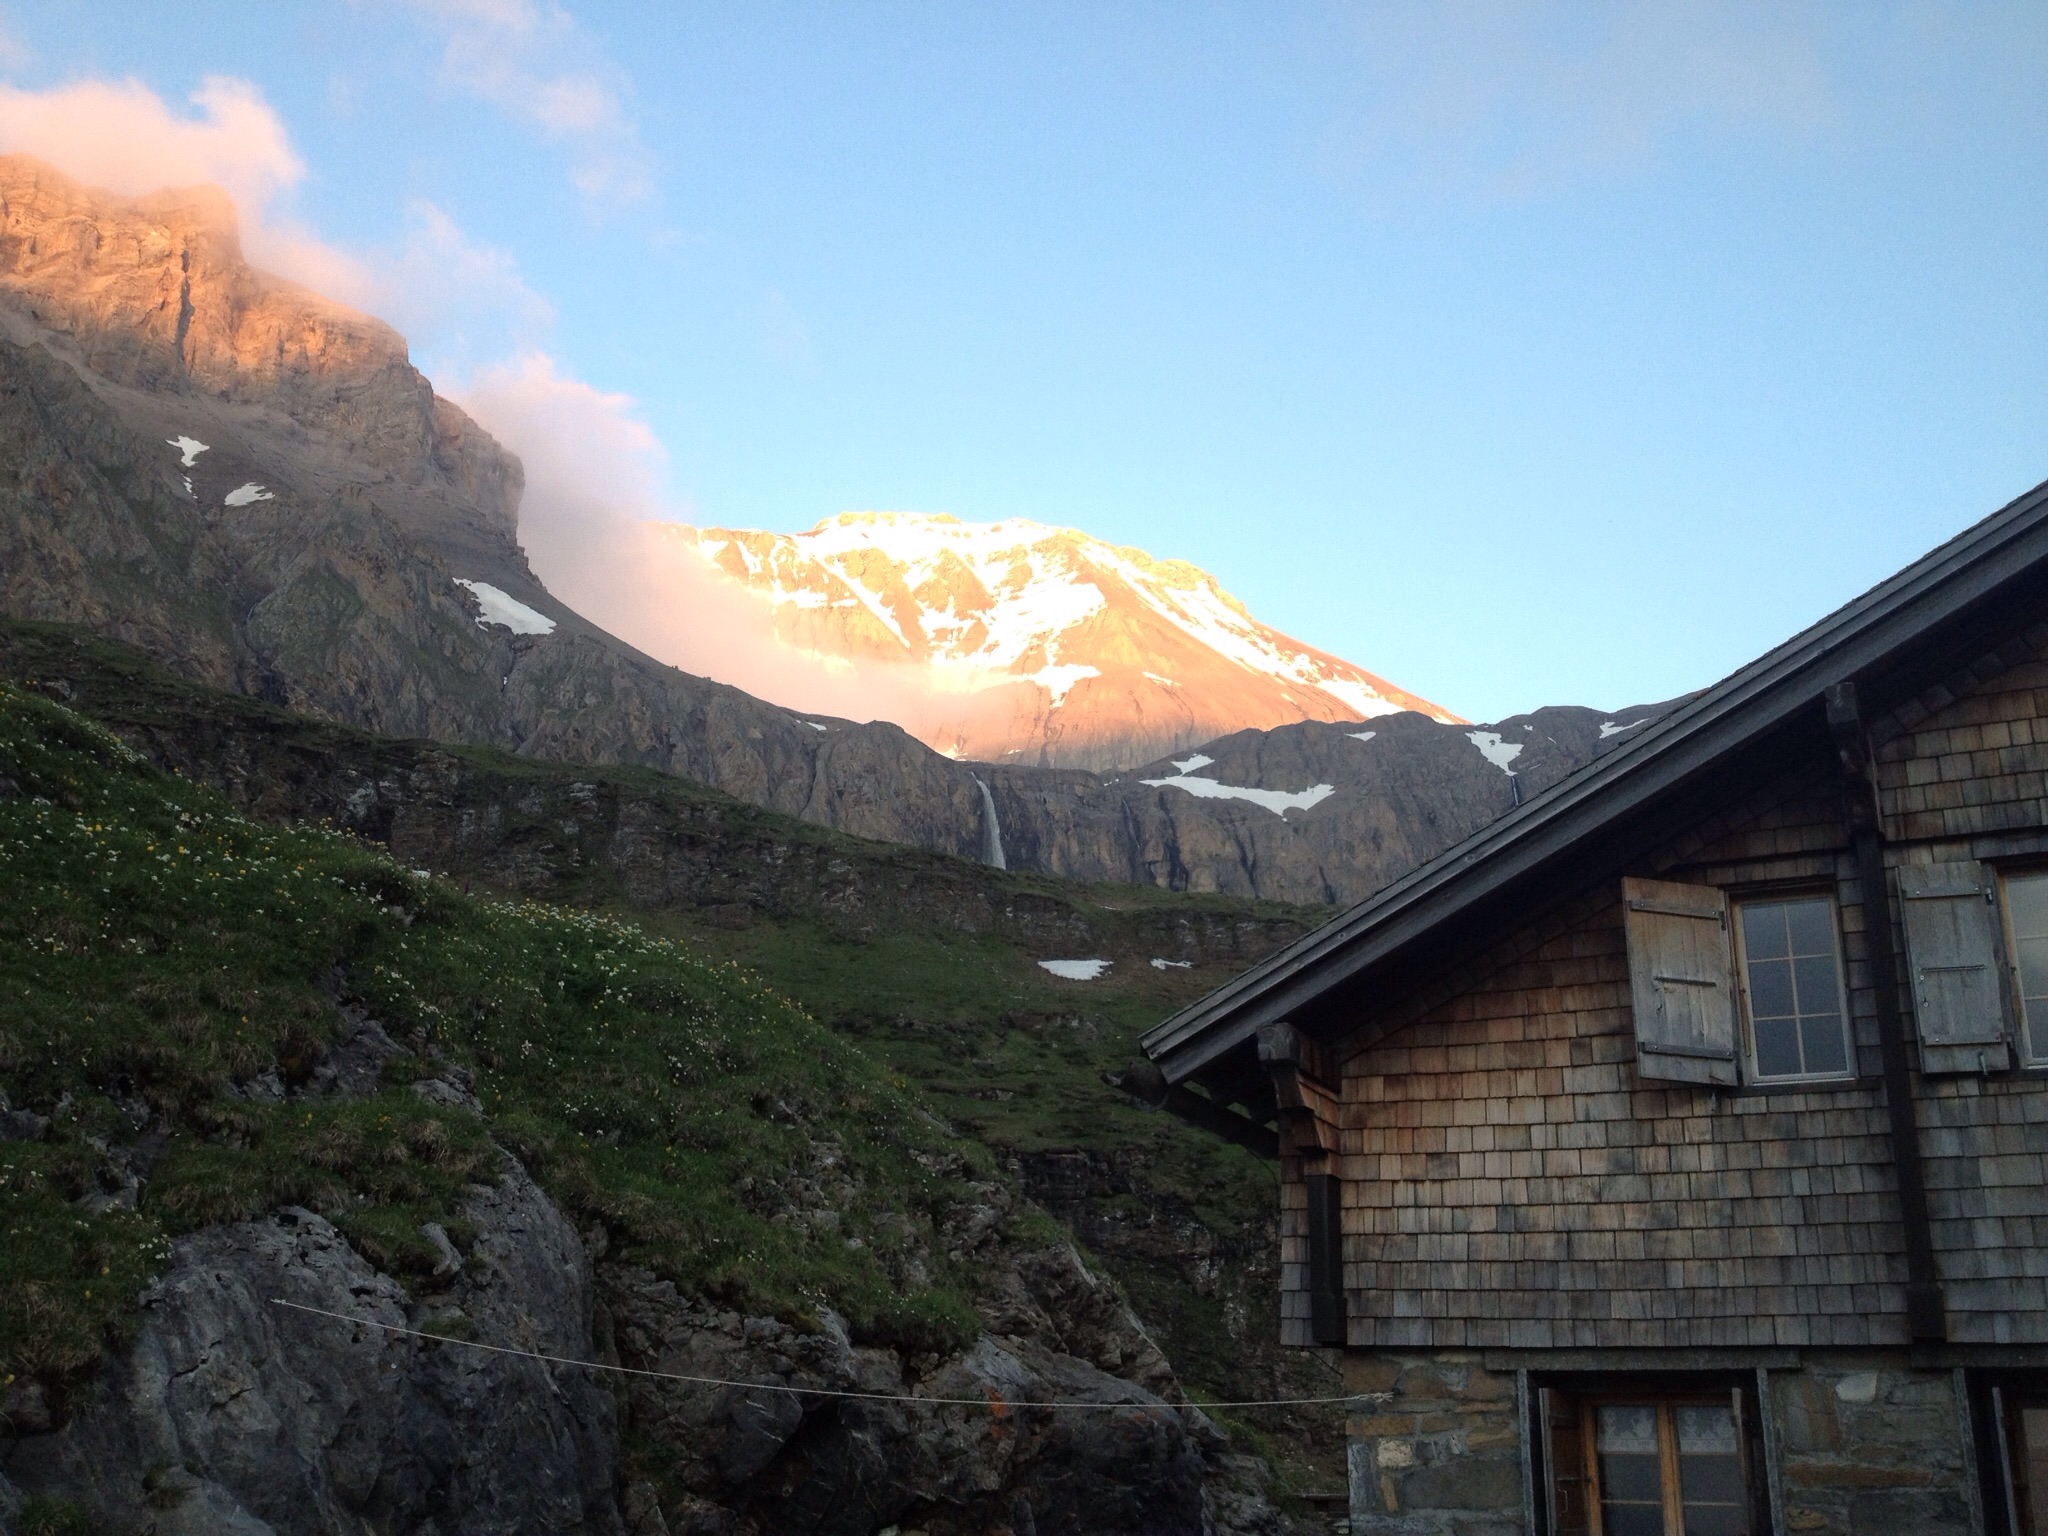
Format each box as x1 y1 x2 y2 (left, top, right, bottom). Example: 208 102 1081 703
1998 865 2048 1069
1729 890 1858 1086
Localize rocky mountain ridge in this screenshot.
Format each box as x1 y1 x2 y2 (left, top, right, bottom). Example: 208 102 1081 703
659 511 1455 770
0 153 1658 909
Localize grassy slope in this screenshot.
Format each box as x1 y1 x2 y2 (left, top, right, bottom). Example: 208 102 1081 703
0 621 1346 1489
0 682 1006 1392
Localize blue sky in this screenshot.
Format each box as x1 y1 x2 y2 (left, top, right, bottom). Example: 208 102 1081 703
3 2 2044 721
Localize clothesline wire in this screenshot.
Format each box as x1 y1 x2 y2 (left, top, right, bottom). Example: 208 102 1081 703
268 1297 1361 1412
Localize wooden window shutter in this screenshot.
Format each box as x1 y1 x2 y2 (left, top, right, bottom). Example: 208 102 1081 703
1305 1172 1345 1346
1622 877 1740 1086
1898 860 2011 1073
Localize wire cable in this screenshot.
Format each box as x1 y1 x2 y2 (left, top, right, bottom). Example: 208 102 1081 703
269 1297 1360 1412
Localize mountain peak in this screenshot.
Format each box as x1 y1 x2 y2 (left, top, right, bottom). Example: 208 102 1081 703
651 509 1460 769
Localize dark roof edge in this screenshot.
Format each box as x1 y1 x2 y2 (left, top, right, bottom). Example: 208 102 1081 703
1141 475 2048 1083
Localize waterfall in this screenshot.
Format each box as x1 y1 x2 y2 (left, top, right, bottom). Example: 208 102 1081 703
973 776 1007 870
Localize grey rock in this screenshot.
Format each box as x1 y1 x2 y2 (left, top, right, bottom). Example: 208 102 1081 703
412 1068 484 1114
306 1007 403 1099
0 1377 51 1434
3 1161 623 1536
599 1263 1262 1536
421 1222 464 1280
0 1106 46 1142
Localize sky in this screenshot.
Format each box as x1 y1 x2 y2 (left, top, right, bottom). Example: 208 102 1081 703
0 2 2043 722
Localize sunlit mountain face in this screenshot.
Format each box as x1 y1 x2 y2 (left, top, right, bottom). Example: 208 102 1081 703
651 511 1460 770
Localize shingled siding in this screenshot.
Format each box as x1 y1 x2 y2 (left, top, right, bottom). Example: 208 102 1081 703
1330 889 1912 1351
1873 622 2048 1345
1282 618 2048 1353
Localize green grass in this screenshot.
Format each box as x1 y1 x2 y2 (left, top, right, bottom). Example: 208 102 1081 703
0 682 994 1382
0 621 1350 1493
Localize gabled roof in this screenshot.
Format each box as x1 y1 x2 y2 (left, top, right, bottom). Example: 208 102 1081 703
1141 476 2048 1088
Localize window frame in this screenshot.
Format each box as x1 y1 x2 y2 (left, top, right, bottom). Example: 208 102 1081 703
1966 1368 2048 1536
1534 1375 1768 1536
1997 864 2048 1070
1728 887 1859 1087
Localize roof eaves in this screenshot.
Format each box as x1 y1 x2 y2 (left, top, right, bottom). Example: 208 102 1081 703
1140 476 2048 1081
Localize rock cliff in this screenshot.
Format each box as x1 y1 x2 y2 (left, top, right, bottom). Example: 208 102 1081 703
0 154 992 863
0 153 1647 909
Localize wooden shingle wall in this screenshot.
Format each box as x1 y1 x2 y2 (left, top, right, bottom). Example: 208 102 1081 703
1288 619 2048 1352
1874 620 2048 1344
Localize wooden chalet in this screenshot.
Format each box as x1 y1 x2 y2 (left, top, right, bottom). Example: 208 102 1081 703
1138 478 2048 1536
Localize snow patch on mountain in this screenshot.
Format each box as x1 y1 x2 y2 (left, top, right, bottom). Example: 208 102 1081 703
1140 771 1336 817
166 434 208 466
1039 958 1110 981
1030 661 1100 707
1466 730 1524 774
223 482 274 506
454 579 556 636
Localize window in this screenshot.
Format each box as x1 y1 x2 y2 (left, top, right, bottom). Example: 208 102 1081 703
1732 895 1853 1082
1974 1374 2048 1535
2003 870 2048 1066
1539 1384 1762 1536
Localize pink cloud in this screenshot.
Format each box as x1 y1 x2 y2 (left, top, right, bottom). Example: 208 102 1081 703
452 353 986 731
0 73 376 299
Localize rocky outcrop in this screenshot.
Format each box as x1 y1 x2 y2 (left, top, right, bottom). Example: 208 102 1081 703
0 621 1323 964
0 156 520 543
3 1166 625 1536
0 156 998 862
0 1087 1284 1536
984 703 1669 904
600 1255 1256 1536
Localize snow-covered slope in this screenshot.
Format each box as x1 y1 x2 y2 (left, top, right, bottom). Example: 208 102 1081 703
650 511 1459 769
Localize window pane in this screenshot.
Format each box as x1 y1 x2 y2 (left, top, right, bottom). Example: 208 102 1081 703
1783 897 1836 958
1682 1493 1749 1536
1741 896 1849 1081
1799 1012 1849 1076
2010 874 2048 944
1596 1404 1666 1533
1675 1404 1737 1453
1742 902 1790 960
2010 1402 2048 1536
1606 1507 1666 1536
1748 956 1795 1021
2011 876 2048 1065
2016 928 2048 1061
1677 1404 1749 1536
1791 954 1841 1018
1754 1015 1803 1078
2019 933 2048 1005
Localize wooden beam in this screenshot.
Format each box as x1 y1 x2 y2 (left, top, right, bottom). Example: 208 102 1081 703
1826 681 1948 1342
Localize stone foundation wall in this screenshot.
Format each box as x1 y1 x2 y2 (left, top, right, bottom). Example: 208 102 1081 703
1341 1351 1524 1536
1772 1360 1977 1535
